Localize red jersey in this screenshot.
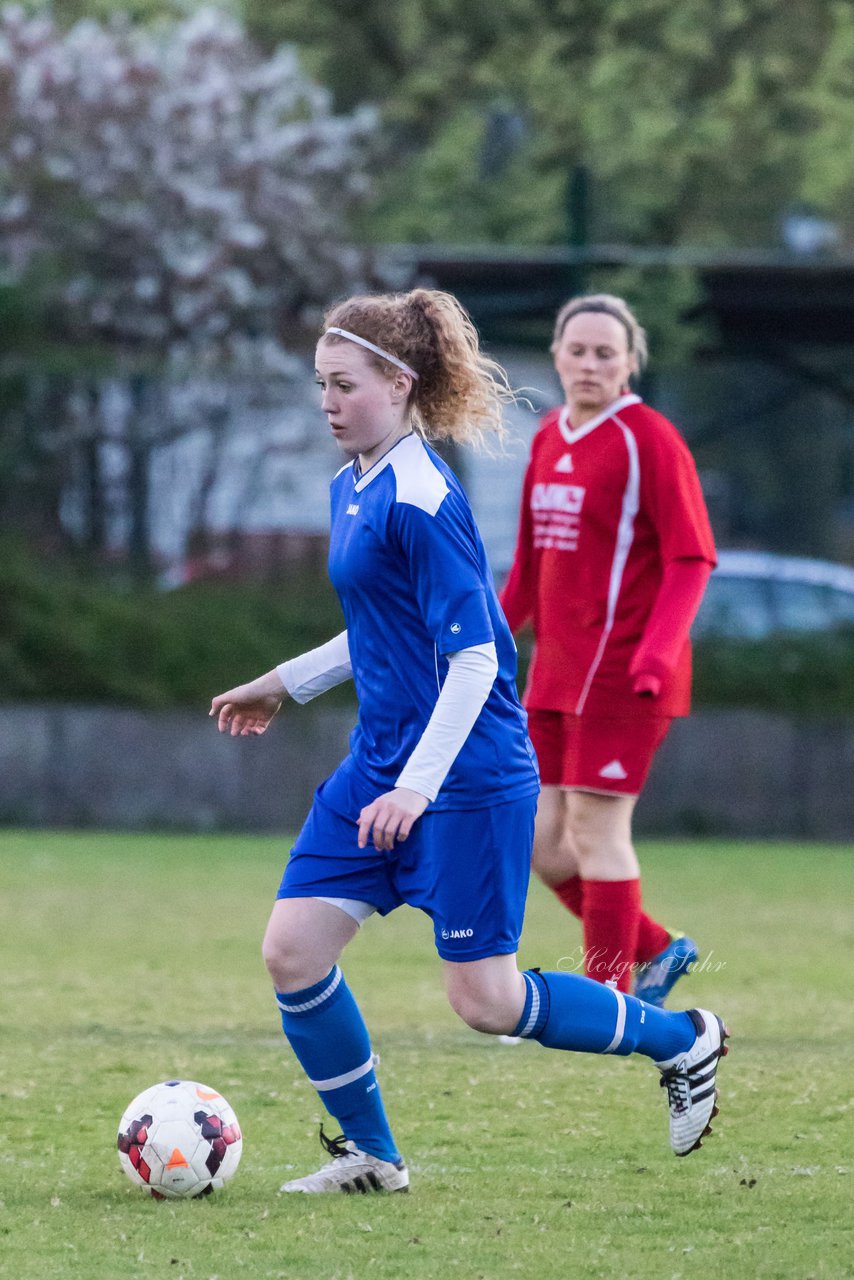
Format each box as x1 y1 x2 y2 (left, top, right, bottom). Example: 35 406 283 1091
500 394 716 719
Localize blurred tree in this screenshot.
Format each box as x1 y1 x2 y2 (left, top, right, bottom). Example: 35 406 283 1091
0 5 377 570
18 0 229 25
798 1 854 229
0 5 376 355
242 0 847 250
25 0 850 250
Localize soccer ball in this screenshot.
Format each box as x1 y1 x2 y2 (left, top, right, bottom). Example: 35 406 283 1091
117 1080 243 1199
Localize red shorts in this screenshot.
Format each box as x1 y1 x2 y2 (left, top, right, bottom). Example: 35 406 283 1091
526 710 672 796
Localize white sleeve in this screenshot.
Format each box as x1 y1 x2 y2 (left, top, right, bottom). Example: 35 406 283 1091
394 641 498 802
276 631 353 705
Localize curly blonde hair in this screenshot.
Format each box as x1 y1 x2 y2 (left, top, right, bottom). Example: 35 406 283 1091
320 289 515 449
551 293 648 372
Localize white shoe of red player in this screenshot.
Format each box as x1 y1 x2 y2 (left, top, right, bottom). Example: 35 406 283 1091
280 1128 409 1194
655 1008 730 1156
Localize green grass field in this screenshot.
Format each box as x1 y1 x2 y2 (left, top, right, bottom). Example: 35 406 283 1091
1 831 852 1280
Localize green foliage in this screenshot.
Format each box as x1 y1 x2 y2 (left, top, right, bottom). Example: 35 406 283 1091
799 0 854 221
1 831 852 1278
21 0 221 25
0 270 116 375
15 0 854 249
243 0 849 249
693 631 854 716
0 538 347 708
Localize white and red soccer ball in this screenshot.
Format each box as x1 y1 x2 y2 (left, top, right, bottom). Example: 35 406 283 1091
117 1080 242 1199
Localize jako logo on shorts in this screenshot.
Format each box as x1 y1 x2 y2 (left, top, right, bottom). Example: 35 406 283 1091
441 928 474 939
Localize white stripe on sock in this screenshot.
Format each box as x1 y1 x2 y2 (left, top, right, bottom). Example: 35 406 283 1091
309 1053 375 1092
602 987 627 1054
276 965 342 1014
519 972 541 1038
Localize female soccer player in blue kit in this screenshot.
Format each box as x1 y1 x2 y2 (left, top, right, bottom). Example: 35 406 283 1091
210 289 729 1193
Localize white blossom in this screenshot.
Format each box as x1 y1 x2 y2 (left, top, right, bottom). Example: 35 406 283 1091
0 4 378 365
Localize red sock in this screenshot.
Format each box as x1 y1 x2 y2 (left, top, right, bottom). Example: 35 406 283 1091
582 879 641 992
635 913 671 964
551 874 584 919
552 875 669 967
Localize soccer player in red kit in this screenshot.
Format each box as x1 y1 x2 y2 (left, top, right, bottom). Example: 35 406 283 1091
500 294 716 1003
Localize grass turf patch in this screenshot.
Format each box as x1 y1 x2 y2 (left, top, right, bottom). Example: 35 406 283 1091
1 831 852 1279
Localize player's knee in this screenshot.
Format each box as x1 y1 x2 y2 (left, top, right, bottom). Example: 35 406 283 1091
533 829 575 885
448 991 506 1034
262 928 304 991
571 829 602 867
573 830 636 879
570 809 627 865
446 982 515 1035
568 804 596 847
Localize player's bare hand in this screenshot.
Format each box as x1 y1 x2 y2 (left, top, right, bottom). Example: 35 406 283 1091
209 670 286 736
358 788 429 851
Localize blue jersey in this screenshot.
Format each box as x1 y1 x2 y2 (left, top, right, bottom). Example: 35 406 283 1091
327 433 539 811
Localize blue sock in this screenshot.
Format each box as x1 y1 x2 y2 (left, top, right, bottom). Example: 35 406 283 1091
513 969 695 1062
276 966 400 1163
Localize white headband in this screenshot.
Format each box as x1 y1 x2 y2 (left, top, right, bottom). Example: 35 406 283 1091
324 327 420 380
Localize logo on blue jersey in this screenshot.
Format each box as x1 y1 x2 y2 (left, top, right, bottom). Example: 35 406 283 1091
346 503 359 516
450 622 461 634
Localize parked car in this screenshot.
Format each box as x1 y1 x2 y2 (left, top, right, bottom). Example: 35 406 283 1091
694 550 854 639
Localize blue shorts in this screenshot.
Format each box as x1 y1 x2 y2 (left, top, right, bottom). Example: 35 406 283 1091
277 759 536 962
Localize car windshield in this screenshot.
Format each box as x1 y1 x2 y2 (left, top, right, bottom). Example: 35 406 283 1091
696 561 854 638
695 576 774 639
769 580 832 632
830 587 854 627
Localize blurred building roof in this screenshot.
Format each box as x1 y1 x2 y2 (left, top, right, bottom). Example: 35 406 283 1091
690 262 854 347
386 244 854 350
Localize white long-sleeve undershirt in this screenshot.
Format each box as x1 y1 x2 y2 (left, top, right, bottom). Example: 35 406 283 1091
276 633 499 803
276 631 353 704
394 642 498 801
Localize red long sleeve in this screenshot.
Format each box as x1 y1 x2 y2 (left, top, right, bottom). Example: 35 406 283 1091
499 454 537 633
629 558 713 697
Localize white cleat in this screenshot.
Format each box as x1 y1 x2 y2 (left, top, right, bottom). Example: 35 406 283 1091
280 1129 409 1194
497 1035 522 1045
655 1008 730 1157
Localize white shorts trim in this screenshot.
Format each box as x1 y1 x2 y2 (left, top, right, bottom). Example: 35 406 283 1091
315 896 377 925
560 785 641 799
